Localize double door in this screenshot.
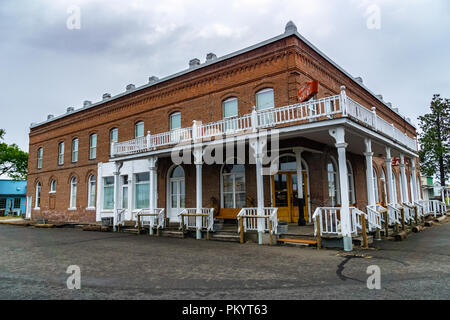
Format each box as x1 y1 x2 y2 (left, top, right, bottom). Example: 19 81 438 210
272 172 308 223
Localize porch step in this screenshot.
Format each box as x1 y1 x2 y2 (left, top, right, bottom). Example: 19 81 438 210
120 227 139 235
210 232 240 243
160 230 184 238
277 238 317 246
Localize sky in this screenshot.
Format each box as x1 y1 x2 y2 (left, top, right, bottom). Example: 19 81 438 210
0 0 449 152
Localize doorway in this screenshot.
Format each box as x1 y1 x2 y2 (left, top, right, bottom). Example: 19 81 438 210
272 171 309 223
168 165 185 222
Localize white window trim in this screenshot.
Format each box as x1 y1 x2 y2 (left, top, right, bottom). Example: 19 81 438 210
72 139 79 163
256 88 275 110
170 112 182 131
347 161 355 204
135 122 145 138
134 172 150 210
58 142 64 165
37 148 43 169
103 177 115 211
373 167 380 204
220 163 246 209
222 97 239 119
89 134 97 160
70 177 77 209
35 182 41 209
88 175 96 208
327 156 340 207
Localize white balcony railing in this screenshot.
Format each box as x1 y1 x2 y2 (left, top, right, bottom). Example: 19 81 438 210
178 208 214 231
237 208 278 235
112 92 418 157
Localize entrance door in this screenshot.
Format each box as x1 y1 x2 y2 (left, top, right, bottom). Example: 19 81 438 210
272 172 308 223
168 166 185 221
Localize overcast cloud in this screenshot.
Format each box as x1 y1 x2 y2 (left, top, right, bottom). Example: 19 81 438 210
0 0 449 152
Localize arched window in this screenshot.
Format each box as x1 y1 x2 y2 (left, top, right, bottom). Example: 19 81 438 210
35 182 41 208
89 134 97 159
37 148 43 169
70 177 77 208
110 128 118 144
170 113 181 131
347 161 355 204
221 164 246 209
372 168 379 204
50 179 56 193
279 155 297 171
222 97 238 118
135 121 144 138
58 142 64 165
72 138 79 163
410 173 415 202
327 157 339 206
256 88 274 110
88 175 96 208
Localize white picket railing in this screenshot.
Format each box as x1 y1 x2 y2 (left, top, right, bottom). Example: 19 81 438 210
117 209 126 226
402 203 416 223
111 92 418 157
312 207 366 237
366 205 383 231
178 208 214 231
237 208 278 235
418 200 447 217
387 204 401 226
135 208 166 229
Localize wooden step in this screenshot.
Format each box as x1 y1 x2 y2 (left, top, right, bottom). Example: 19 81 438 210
160 230 184 238
277 238 317 245
210 233 240 243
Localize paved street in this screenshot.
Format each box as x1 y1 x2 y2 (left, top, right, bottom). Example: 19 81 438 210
0 222 449 300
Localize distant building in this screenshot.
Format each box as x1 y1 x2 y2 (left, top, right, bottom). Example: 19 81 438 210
0 180 27 216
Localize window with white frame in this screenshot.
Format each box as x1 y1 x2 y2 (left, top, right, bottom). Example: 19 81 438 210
135 121 144 138
58 142 64 165
70 177 77 208
392 173 398 203
121 175 128 209
89 134 97 159
221 164 246 209
327 158 339 206
103 177 114 210
170 113 181 130
222 97 238 118
35 182 41 208
256 88 275 110
72 138 79 162
50 179 56 193
347 161 355 204
135 173 150 209
110 128 118 143
88 175 96 208
399 173 404 203
380 170 388 204
373 168 380 203
37 148 43 169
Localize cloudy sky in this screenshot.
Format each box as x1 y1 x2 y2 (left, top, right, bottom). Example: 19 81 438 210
0 0 449 152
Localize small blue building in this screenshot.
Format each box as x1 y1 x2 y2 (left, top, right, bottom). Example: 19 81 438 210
0 180 27 216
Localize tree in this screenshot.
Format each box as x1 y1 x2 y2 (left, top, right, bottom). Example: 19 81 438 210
0 129 29 180
418 94 450 187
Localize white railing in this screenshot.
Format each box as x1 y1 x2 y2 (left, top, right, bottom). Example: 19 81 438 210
313 207 366 237
387 204 401 226
418 200 447 217
117 209 126 226
402 203 416 223
414 202 424 219
112 93 418 157
237 208 278 235
178 208 214 231
135 208 166 229
366 205 383 231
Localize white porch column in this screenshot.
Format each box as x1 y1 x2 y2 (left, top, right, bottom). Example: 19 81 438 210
329 127 352 252
113 162 122 231
364 139 376 207
399 154 409 204
385 147 394 204
148 156 158 235
411 159 418 203
294 148 306 224
194 148 203 240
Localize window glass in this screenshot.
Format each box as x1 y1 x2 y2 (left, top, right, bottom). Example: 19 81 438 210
373 168 379 203
14 198 21 209
256 88 274 110
223 98 238 118
171 166 184 178
58 142 64 165
72 139 79 162
89 134 97 159
135 122 144 138
327 160 338 206
70 178 77 208
88 175 96 207
110 128 118 143
135 173 149 209
170 113 181 130
36 182 41 208
50 180 56 192
103 177 114 210
279 156 297 172
37 148 43 169
222 164 246 209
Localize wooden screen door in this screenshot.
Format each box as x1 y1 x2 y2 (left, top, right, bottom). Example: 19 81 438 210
272 172 308 223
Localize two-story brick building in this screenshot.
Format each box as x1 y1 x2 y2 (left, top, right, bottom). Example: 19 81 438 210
28 21 440 251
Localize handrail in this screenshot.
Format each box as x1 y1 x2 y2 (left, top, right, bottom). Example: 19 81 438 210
237 208 278 234
387 204 401 226
178 208 214 231
366 205 383 231
117 209 126 226
136 208 165 230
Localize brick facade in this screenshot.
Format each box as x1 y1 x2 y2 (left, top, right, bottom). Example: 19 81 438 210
27 28 419 223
